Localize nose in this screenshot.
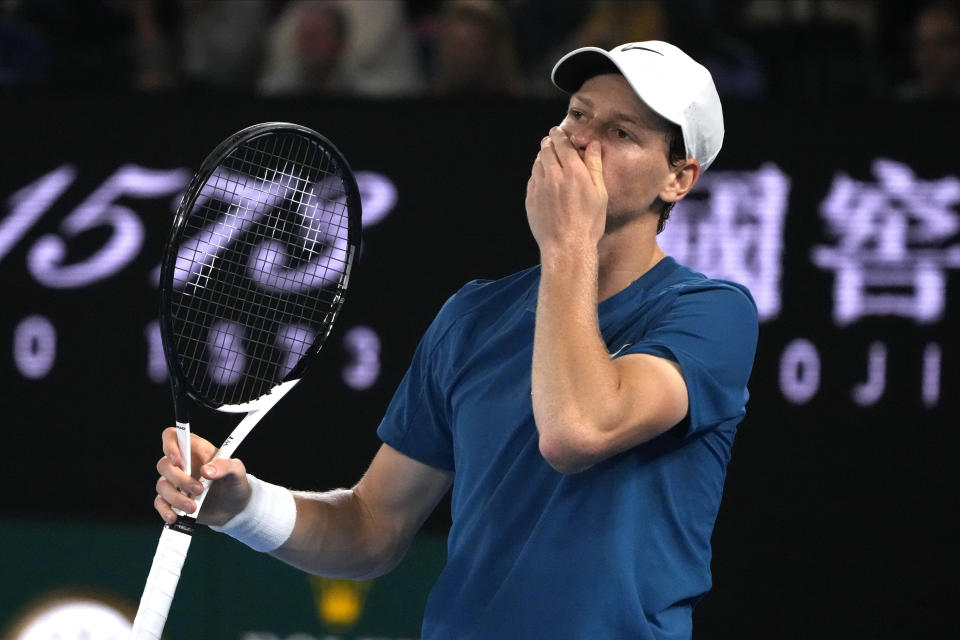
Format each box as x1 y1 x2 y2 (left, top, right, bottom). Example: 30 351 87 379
559 121 592 156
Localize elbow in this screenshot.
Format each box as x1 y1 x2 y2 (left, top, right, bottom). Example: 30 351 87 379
346 531 407 580
537 422 601 475
326 489 412 581
327 532 408 582
350 554 402 581
536 411 666 474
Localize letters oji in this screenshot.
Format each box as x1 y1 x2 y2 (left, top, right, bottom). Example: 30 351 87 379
778 338 943 408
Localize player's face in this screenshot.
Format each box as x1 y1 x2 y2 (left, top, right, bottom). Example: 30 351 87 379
559 73 676 231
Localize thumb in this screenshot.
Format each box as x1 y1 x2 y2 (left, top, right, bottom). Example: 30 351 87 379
584 140 604 187
202 458 247 485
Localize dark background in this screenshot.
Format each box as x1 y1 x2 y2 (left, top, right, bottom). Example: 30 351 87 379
0 94 956 638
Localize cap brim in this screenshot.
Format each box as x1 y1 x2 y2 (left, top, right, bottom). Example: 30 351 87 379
551 47 621 94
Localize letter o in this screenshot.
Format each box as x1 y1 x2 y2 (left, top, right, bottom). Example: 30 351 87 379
779 338 820 404
13 315 57 379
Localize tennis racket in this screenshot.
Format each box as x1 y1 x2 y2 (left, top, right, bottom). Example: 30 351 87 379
130 122 361 639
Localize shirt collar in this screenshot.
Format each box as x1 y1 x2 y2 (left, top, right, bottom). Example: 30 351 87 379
523 256 679 313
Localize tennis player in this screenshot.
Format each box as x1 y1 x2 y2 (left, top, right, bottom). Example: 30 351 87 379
155 41 758 639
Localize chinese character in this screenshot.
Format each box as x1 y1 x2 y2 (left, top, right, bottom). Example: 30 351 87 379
812 159 960 325
659 163 789 322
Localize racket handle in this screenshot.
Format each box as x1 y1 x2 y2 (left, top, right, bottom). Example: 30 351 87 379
175 420 191 477
130 522 194 639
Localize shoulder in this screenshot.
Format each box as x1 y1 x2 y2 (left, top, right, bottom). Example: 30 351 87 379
436 266 539 324
663 262 758 325
620 260 758 353
424 266 539 346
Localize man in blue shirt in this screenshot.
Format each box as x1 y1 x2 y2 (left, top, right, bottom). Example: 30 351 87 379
155 41 758 639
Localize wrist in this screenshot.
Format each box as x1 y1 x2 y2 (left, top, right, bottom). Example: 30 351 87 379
540 242 597 269
539 245 598 285
209 474 297 552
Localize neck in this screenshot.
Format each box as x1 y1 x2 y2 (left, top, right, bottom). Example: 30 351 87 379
596 217 665 302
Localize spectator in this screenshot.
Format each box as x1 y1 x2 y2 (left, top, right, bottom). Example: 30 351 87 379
260 0 424 97
129 0 181 91
545 1 766 100
335 0 425 96
570 0 669 52
507 0 592 97
259 0 350 95
129 0 268 92
666 2 767 100
179 0 268 91
898 0 960 100
518 0 666 97
431 0 522 96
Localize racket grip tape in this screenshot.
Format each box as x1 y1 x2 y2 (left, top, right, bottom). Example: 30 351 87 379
129 518 195 639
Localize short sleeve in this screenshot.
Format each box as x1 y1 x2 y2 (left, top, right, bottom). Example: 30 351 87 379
376 295 460 471
620 283 759 436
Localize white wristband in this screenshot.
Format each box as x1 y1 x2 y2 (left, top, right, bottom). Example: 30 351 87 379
209 474 297 552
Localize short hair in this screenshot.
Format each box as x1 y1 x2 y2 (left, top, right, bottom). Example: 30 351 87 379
652 119 687 234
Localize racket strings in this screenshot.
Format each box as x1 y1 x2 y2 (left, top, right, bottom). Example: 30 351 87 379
168 130 354 406
236 135 333 402
182 143 329 399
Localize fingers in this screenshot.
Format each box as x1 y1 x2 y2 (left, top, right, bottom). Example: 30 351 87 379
531 134 560 190
154 494 180 525
583 140 604 190
539 134 558 165
531 140 546 180
155 427 251 525
155 476 197 520
156 431 207 523
544 127 604 195
534 127 588 180
161 427 180 467
547 126 579 167
154 456 249 524
161 427 217 474
157 452 203 494
157 453 203 489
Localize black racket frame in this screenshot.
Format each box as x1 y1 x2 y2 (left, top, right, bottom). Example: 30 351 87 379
158 122 362 417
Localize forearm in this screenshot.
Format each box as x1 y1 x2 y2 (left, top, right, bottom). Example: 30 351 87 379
272 488 407 581
266 445 452 580
532 248 623 471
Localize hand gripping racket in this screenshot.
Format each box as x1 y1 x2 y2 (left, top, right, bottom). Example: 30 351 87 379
130 122 361 639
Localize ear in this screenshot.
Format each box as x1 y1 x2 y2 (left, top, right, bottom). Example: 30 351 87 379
659 158 701 204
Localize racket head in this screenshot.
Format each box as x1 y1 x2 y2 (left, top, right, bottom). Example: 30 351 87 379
159 122 361 413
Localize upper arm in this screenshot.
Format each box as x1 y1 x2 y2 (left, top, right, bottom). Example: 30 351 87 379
604 285 758 448
353 443 453 551
545 352 688 472
630 285 759 438
611 351 689 442
542 284 757 473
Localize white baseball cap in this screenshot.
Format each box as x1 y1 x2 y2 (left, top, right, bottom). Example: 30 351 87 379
551 41 724 171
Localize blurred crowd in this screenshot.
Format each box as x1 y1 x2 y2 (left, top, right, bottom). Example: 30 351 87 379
1 0 958 101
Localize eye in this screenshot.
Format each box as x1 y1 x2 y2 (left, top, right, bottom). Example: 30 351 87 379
614 128 632 140
568 108 584 120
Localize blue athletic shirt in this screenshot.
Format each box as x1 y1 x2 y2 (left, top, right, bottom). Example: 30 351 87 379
377 257 758 640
